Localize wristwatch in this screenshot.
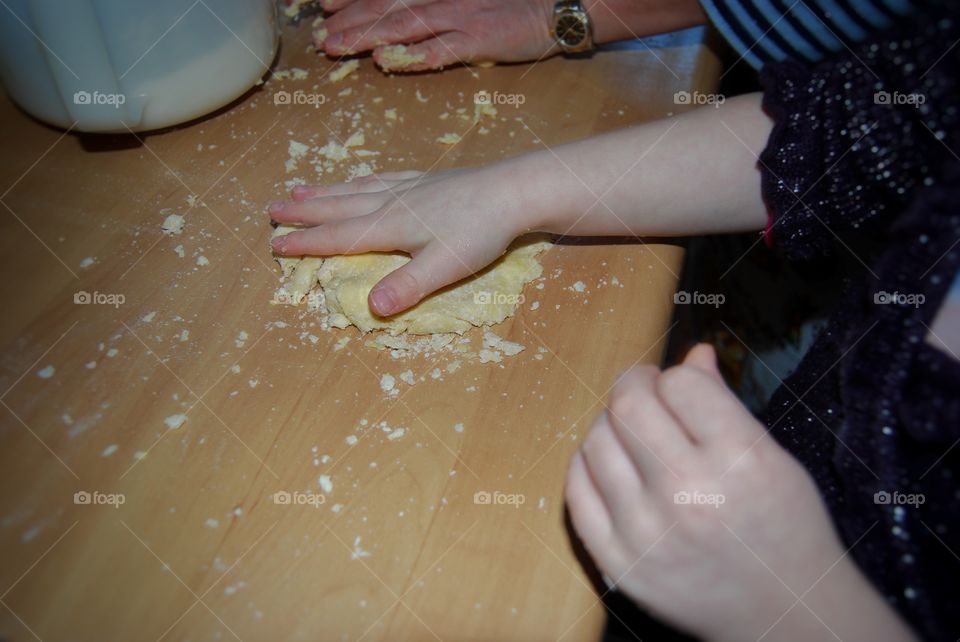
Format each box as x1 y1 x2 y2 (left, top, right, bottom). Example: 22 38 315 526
551 0 594 54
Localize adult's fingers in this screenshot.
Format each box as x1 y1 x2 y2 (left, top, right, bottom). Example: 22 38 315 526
320 0 357 12
271 213 400 257
372 32 478 72
323 0 432 31
325 2 454 56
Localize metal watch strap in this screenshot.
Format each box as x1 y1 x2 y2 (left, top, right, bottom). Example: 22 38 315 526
551 0 594 54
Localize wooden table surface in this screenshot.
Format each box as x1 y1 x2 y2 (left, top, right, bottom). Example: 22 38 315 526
0 14 719 642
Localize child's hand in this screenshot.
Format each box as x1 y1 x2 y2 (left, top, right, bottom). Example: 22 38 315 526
269 162 543 316
565 345 911 641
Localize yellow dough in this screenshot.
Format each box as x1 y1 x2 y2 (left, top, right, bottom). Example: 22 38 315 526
272 225 323 303
271 224 550 335
320 237 549 335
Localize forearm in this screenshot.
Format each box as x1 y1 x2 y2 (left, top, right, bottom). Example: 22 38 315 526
585 0 706 44
737 559 918 642
513 92 771 238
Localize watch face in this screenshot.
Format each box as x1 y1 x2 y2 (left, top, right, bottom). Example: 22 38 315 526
556 13 586 47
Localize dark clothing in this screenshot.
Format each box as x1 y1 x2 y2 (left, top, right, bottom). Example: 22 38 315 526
757 7 960 640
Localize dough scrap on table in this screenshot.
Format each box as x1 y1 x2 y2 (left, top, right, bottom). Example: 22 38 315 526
377 45 427 71
272 224 323 303
271 230 550 335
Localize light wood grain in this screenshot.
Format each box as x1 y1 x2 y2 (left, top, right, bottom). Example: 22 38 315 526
0 15 719 642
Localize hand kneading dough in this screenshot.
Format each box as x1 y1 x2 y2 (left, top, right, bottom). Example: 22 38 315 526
319 236 551 335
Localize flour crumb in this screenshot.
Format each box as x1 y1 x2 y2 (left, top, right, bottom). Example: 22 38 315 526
161 213 185 235
380 373 395 392
164 414 187 430
318 474 333 494
436 133 461 145
351 536 371 559
344 130 365 148
37 365 55 379
329 59 360 82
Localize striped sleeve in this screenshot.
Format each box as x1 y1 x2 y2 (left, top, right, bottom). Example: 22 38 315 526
697 0 917 68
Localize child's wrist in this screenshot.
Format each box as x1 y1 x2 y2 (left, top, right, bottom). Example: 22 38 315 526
500 150 567 235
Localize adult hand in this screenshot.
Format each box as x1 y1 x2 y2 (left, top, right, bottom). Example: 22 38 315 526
318 0 557 70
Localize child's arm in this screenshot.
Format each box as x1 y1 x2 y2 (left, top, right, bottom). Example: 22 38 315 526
565 344 920 642
270 93 771 315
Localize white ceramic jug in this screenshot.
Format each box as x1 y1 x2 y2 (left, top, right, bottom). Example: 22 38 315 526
0 0 279 132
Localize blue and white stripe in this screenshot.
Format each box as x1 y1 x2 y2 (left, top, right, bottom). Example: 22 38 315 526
698 0 918 68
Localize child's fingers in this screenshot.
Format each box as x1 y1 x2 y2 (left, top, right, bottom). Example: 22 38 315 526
367 170 425 182
372 32 476 72
271 214 399 257
565 450 614 549
606 366 694 474
290 178 389 201
367 244 468 315
290 181 388 201
579 414 645 522
655 364 762 447
324 3 452 56
290 172 425 201
682 343 724 382
269 192 391 225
